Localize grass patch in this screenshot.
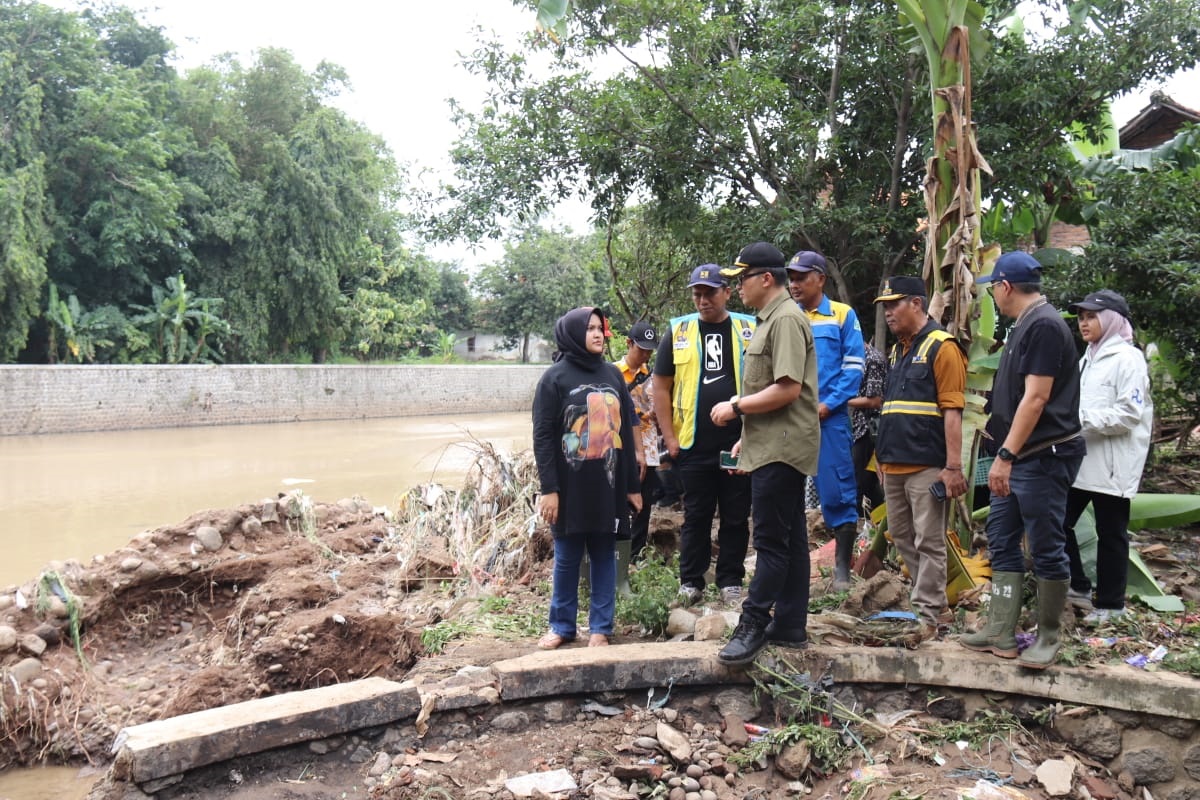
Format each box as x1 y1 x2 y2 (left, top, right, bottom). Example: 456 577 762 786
616 551 680 634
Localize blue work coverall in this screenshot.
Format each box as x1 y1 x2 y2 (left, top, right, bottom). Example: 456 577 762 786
804 295 865 529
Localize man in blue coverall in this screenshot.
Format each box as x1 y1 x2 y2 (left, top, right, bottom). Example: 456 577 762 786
786 251 865 589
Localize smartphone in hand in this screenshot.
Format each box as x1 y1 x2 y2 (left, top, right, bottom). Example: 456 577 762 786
719 450 740 470
929 480 947 501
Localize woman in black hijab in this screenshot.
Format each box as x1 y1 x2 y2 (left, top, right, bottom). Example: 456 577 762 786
532 307 642 648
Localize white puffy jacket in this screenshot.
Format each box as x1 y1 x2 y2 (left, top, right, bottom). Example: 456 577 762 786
1074 336 1153 498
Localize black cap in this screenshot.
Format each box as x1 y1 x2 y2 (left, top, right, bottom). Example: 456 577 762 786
628 321 659 350
1069 289 1131 320
720 242 785 278
874 275 927 303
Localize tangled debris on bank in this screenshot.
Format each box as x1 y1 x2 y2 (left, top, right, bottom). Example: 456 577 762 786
0 441 1197 799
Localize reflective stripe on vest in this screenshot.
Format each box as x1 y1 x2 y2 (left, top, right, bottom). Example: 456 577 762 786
875 321 954 467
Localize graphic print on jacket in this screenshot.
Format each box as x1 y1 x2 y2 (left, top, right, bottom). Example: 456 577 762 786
562 385 625 485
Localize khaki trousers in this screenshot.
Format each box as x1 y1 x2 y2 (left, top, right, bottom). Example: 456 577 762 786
883 466 947 625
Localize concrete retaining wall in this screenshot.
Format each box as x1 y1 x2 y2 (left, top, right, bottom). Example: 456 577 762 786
0 364 548 436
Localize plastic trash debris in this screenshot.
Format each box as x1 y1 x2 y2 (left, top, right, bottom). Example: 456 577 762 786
581 700 622 716
865 610 919 622
504 768 578 797
851 764 892 781
959 778 1032 800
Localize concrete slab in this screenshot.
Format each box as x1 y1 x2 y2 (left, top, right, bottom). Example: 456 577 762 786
492 641 751 699
493 641 1197 720
770 642 1200 720
111 677 420 783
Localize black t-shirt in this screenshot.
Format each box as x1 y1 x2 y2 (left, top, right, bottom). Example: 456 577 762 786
654 317 742 464
988 301 1083 455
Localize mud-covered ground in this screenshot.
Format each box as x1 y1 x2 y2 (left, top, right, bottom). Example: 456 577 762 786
1 446 1198 799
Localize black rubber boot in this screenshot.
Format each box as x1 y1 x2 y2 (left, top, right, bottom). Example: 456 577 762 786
832 523 857 590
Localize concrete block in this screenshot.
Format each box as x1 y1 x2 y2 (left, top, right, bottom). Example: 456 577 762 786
111 677 419 783
492 642 750 700
783 643 1200 721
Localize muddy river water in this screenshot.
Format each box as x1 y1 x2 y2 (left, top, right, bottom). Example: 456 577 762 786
0 412 532 799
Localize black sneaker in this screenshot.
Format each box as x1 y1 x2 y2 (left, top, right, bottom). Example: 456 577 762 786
718 618 768 666
765 619 808 649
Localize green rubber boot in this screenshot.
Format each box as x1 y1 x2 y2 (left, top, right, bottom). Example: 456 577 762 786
960 571 1022 658
1018 578 1069 670
616 539 633 598
832 523 857 590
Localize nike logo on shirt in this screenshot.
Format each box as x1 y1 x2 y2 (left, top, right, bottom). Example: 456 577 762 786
702 375 725 385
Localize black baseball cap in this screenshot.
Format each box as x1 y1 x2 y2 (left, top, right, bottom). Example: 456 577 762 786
720 241 786 279
874 275 927 303
628 321 659 350
1069 289 1132 320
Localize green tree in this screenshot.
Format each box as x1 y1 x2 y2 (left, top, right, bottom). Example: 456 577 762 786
473 226 606 362
1048 126 1200 442
441 0 1200 328
174 50 405 361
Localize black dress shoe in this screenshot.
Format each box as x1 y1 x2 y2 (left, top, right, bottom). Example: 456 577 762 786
765 619 809 648
718 618 768 666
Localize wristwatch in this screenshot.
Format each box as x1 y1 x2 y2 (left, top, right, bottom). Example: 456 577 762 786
730 395 744 416
997 447 1016 462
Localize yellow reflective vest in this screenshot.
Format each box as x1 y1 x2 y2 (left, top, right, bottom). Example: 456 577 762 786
667 312 756 450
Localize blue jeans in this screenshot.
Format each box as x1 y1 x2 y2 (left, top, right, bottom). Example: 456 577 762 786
549 532 616 638
986 454 1083 579
815 411 859 529
742 462 810 629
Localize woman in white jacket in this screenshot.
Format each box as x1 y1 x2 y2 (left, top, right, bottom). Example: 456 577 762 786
1062 290 1153 624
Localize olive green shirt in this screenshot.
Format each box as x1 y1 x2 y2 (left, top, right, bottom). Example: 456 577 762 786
739 290 821 475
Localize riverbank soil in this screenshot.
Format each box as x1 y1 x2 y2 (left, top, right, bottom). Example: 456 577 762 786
1 448 1198 799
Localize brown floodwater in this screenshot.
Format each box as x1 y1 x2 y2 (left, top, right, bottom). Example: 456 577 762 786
0 412 532 588
0 412 531 797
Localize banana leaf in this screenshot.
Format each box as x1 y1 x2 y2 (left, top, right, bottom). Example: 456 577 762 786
1128 493 1200 529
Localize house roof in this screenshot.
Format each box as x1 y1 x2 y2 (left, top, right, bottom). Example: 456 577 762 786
1119 91 1200 150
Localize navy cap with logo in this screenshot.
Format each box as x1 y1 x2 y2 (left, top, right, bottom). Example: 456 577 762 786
786 250 827 274
688 264 727 288
975 251 1043 285
1069 289 1132 320
873 275 927 303
628 321 659 350
720 241 785 278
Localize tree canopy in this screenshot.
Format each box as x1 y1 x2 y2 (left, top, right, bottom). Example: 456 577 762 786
1 0 473 363
438 0 1200 322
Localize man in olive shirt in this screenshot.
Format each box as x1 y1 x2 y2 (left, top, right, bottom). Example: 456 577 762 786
711 242 821 665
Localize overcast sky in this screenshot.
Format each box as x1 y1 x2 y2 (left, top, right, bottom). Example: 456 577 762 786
44 1 1200 267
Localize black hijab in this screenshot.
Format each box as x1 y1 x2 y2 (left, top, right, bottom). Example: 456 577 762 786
553 306 606 370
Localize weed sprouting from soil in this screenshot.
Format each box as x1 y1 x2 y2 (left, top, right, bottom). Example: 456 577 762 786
616 551 680 634
34 571 85 662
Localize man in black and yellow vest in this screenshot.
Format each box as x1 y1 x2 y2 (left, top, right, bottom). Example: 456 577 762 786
652 263 756 607
873 276 968 637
